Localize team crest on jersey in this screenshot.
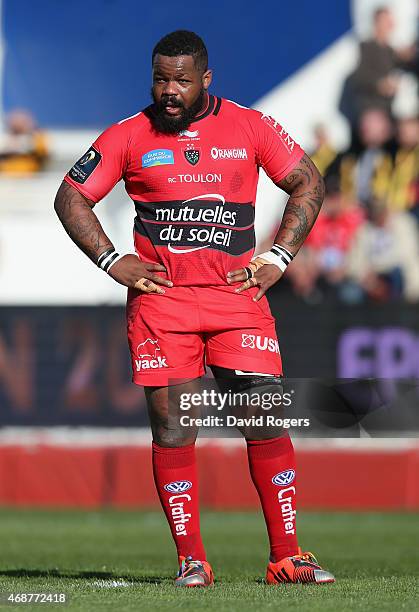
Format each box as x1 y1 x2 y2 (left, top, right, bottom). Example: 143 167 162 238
183 144 200 166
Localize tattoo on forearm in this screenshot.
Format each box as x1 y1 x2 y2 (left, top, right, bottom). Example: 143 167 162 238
279 202 308 247
275 154 324 252
54 181 113 262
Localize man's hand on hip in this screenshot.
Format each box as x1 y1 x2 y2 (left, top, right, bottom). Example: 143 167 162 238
108 254 173 294
227 257 283 302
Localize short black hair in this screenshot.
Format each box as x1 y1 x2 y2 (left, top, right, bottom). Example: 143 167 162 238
152 30 208 72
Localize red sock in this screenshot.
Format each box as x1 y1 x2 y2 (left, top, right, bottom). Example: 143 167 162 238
152 442 206 561
247 435 299 562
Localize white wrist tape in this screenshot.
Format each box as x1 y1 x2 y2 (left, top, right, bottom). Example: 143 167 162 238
106 253 125 272
252 244 294 273
97 248 118 272
97 248 123 273
97 250 139 274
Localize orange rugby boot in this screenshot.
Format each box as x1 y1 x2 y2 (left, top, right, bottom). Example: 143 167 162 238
266 547 335 585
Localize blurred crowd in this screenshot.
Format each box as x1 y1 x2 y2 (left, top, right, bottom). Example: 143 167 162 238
285 6 419 303
0 109 49 175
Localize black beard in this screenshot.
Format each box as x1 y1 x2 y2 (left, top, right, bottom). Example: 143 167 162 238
150 88 206 134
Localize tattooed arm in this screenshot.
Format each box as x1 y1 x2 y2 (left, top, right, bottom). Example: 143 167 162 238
274 153 324 255
54 181 114 262
227 154 324 299
54 181 172 292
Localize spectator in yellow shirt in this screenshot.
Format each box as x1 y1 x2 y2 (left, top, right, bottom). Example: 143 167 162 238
0 109 49 175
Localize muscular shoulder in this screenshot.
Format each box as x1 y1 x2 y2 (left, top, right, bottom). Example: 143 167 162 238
219 98 265 124
116 108 150 129
104 108 149 137
93 108 151 153
113 109 150 139
220 99 293 135
221 98 300 158
218 98 274 143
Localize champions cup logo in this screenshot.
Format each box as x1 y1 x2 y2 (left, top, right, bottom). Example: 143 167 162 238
164 480 193 493
69 147 102 184
272 469 295 486
135 339 168 371
79 150 96 165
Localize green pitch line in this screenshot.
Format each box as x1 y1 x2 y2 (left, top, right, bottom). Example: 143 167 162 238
0 509 417 611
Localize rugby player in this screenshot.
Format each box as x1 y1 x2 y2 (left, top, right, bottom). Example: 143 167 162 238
54 30 335 587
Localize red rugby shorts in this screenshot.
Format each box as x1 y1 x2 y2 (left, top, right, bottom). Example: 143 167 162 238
126 284 282 386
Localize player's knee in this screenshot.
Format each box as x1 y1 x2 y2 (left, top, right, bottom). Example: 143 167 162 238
151 421 197 447
149 409 198 447
146 392 199 446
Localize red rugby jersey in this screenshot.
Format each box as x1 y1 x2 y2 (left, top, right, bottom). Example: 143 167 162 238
64 96 304 286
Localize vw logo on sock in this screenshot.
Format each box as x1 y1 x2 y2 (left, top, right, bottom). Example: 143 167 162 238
272 470 295 486
164 480 193 493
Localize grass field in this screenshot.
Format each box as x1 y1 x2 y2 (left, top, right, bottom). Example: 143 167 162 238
0 509 417 611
